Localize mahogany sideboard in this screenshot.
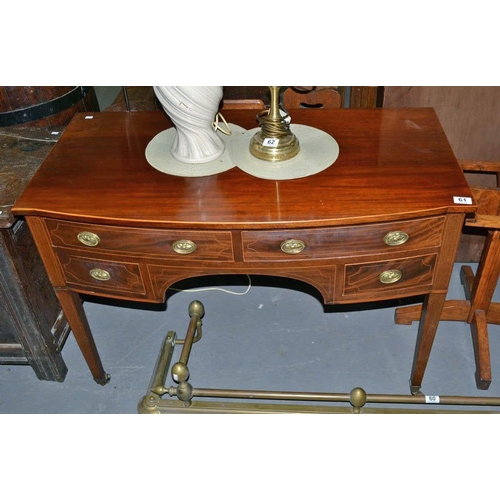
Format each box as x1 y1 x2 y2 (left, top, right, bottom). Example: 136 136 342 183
12 108 476 394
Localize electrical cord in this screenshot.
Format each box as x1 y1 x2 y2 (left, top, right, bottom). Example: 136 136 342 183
170 274 252 296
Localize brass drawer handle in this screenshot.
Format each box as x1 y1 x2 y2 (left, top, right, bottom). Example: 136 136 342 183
280 239 306 255
77 231 101 247
383 231 409 247
379 269 403 284
172 239 197 255
90 268 111 281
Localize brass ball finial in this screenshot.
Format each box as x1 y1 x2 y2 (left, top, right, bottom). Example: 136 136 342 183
189 300 205 319
349 387 367 414
171 362 190 383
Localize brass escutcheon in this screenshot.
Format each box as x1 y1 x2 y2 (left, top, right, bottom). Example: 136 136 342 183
77 231 101 247
379 269 403 284
90 268 111 281
280 239 306 255
172 239 197 255
383 231 409 246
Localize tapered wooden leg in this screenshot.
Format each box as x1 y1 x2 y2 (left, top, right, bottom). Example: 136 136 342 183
464 231 500 388
55 289 110 385
471 309 492 389
409 292 447 395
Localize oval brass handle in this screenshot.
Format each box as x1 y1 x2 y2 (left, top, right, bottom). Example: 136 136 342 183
90 268 111 281
77 231 101 247
280 239 306 255
383 231 409 247
379 269 403 284
172 239 197 255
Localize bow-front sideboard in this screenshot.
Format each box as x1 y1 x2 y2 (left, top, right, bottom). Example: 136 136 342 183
12 108 475 394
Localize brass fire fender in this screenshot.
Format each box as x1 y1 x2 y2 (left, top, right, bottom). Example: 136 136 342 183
137 301 500 414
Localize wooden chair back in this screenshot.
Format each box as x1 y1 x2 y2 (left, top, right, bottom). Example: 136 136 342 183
283 87 342 109
460 160 500 230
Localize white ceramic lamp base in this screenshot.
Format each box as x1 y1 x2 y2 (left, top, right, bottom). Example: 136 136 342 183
153 86 225 164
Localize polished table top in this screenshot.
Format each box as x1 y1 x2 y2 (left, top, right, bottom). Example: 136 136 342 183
13 108 475 229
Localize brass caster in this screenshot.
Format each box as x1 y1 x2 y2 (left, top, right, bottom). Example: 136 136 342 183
94 373 111 386
410 384 422 396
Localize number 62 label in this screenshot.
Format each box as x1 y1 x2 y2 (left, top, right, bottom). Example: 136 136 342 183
263 138 279 147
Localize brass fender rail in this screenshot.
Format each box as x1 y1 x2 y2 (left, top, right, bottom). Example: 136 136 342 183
138 301 500 414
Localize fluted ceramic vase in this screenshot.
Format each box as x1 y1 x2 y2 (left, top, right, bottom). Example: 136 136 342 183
153 86 224 163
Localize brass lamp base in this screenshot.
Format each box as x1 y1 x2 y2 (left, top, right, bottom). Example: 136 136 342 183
249 86 300 162
249 128 300 162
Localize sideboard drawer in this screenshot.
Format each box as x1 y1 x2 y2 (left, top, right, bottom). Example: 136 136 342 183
44 220 234 261
56 251 147 298
241 217 445 262
342 254 437 298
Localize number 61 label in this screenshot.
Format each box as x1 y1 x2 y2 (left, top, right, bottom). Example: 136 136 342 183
453 196 473 205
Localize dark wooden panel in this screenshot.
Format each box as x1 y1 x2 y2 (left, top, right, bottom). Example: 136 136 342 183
0 125 68 380
0 221 67 379
382 86 500 160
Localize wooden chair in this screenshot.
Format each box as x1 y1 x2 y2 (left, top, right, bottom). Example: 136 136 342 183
395 160 500 389
222 87 342 111
283 86 342 109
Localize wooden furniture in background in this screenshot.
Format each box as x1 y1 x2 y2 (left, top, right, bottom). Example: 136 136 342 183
221 99 265 110
105 86 158 112
13 108 475 395
223 86 381 108
283 87 341 109
0 126 69 380
395 160 500 390
0 89 96 379
104 86 381 113
0 86 99 127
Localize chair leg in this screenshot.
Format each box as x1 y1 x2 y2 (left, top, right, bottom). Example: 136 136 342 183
467 230 500 321
471 309 492 389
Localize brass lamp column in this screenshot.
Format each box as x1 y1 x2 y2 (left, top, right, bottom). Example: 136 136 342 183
249 86 300 162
